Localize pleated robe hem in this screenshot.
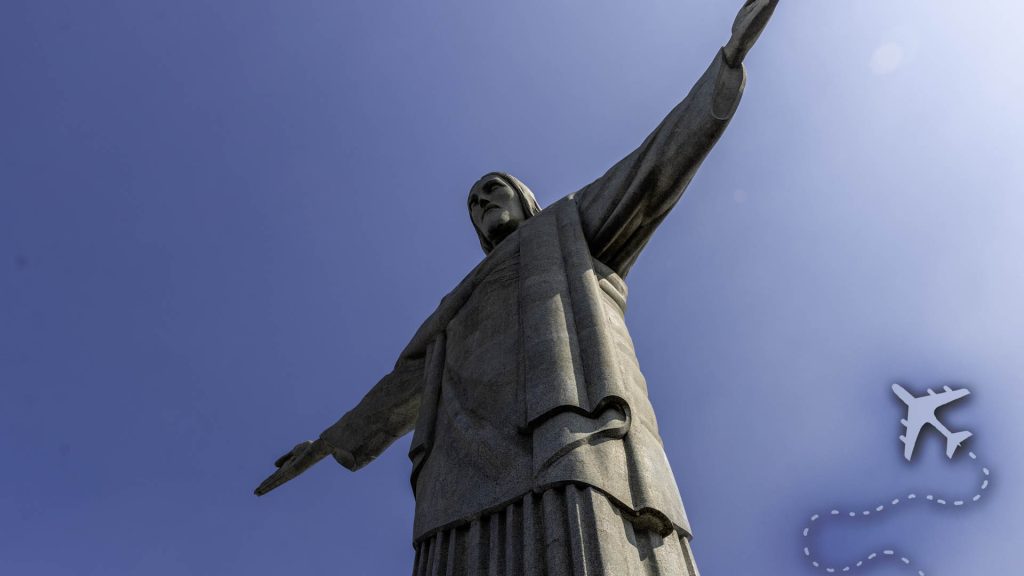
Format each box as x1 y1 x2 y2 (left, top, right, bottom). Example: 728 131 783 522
412 484 700 576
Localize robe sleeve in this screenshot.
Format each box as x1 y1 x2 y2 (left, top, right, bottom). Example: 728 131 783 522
318 308 441 471
575 48 746 277
318 356 425 471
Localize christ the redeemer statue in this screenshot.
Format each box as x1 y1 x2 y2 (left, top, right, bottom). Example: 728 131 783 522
256 2 778 574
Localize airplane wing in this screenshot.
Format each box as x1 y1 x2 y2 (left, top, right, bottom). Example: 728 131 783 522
899 418 923 461
919 386 971 412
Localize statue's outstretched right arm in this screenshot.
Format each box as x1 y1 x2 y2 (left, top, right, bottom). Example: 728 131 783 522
318 352 427 471
254 354 426 496
315 300 449 470
255 307 441 495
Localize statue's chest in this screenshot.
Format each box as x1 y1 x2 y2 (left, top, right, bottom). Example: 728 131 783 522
444 248 520 418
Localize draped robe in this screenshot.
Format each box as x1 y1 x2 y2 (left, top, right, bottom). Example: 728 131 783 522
321 49 746 557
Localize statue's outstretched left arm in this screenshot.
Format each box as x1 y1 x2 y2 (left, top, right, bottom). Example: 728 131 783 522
576 0 777 277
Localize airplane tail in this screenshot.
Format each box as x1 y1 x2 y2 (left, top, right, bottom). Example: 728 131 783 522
945 430 972 459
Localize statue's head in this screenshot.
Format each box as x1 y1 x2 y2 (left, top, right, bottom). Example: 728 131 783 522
468 172 541 253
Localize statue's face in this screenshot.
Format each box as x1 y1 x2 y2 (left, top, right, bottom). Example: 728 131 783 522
469 175 526 246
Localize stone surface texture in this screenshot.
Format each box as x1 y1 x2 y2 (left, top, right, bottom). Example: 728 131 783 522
319 49 742 573
257 3 779 573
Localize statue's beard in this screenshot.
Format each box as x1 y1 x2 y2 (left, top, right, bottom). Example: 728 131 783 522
481 216 521 247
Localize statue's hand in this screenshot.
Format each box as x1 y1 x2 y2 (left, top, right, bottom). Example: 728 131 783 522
254 438 330 496
723 0 779 66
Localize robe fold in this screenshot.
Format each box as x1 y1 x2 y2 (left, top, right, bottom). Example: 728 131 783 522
320 49 746 552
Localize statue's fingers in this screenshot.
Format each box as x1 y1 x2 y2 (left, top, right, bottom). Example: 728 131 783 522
734 0 761 33
254 467 295 496
738 0 777 51
744 0 776 21
274 450 295 468
288 447 323 475
753 4 778 36
759 0 779 19
254 472 281 496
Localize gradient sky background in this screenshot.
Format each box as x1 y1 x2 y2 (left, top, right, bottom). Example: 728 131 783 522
2 1 1023 574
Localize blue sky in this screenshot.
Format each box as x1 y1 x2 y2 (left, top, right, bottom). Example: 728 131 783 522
2 1 1022 574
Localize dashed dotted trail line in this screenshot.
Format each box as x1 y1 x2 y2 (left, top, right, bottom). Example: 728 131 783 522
801 451 990 576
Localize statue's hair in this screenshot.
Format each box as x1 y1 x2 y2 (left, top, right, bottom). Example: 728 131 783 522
469 172 542 254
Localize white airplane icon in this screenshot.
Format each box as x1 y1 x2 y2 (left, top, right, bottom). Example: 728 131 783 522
892 383 972 461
